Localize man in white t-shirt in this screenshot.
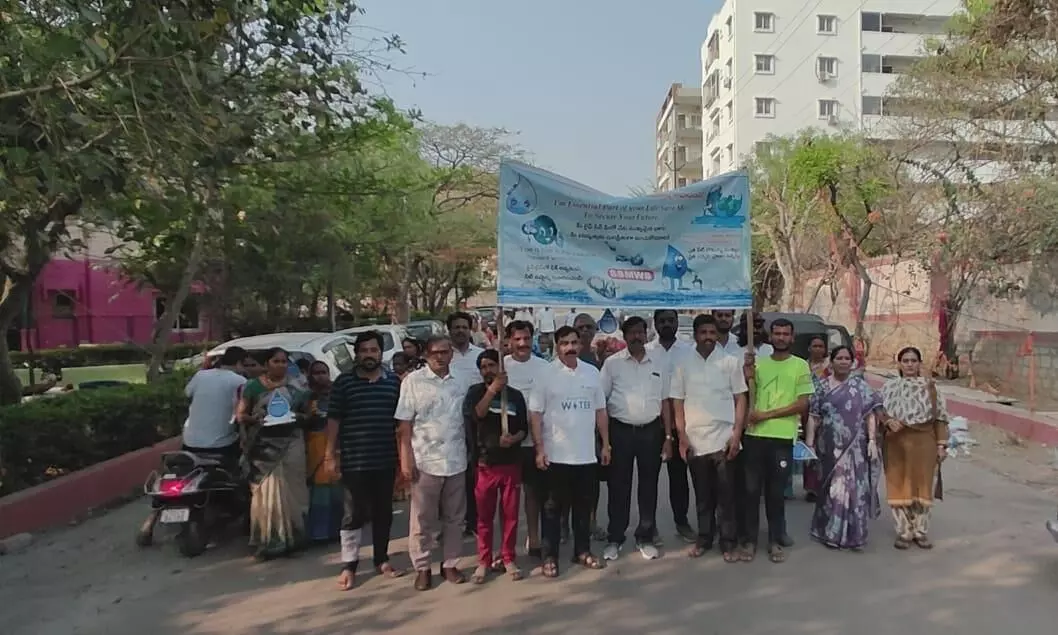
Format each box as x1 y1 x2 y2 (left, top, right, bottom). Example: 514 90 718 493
564 307 578 327
504 318 551 560
182 346 248 462
646 309 696 543
712 309 742 356
529 326 610 577
445 311 484 537
534 306 557 356
514 307 533 322
670 314 748 562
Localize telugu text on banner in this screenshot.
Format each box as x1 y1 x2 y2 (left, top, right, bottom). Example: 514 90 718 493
496 161 752 309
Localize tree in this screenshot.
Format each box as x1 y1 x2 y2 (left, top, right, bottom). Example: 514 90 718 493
886 0 1058 374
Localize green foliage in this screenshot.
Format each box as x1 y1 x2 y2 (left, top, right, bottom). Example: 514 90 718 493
10 342 215 369
0 370 192 495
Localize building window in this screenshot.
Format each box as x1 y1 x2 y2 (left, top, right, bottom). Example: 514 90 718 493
755 54 775 74
754 12 774 32
725 101 733 122
677 177 688 187
677 113 686 128
817 15 837 34
725 16 733 38
862 96 883 115
817 56 838 78
155 295 201 331
755 97 775 117
710 114 720 136
50 290 76 319
725 144 734 164
818 99 838 118
861 54 882 73
676 145 687 163
690 114 702 128
862 12 881 32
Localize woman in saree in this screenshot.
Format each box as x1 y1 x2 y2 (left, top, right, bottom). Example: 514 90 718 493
303 360 343 543
797 334 832 502
805 346 883 550
237 347 310 560
880 346 949 550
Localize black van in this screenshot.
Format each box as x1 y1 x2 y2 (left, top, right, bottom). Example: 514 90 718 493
733 312 853 360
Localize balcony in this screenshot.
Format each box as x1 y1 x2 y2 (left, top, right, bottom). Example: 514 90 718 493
703 72 720 108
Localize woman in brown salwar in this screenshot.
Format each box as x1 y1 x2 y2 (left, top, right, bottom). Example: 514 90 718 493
880 346 949 550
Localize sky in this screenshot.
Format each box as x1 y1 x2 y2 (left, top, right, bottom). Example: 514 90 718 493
356 0 721 195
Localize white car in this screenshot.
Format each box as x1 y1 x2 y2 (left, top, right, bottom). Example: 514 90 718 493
205 332 360 379
338 324 409 368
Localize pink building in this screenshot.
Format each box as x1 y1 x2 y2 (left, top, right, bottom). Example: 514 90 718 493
10 230 215 351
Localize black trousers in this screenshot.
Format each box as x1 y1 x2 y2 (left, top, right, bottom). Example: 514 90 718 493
732 451 749 543
540 463 596 560
666 433 691 526
465 465 477 530
688 449 737 550
341 468 396 571
606 418 663 544
741 436 793 547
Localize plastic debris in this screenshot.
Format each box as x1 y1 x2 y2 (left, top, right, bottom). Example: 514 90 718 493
947 416 977 457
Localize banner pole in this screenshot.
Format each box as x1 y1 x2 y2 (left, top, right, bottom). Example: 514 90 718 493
497 306 509 435
746 305 756 413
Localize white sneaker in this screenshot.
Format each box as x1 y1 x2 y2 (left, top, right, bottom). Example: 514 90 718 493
602 542 621 561
636 542 660 560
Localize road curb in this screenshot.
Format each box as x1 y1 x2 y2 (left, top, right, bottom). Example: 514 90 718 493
864 376 1058 447
0 436 182 541
0 532 33 555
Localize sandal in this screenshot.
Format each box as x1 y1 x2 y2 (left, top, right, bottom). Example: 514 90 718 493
376 563 405 578
738 544 756 562
913 537 934 550
768 545 786 564
471 565 488 585
687 544 708 559
490 558 506 573
893 538 911 550
573 552 605 570
722 550 739 563
337 569 355 591
504 562 524 581
542 558 560 578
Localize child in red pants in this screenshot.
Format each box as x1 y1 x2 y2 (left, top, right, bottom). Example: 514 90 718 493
463 350 529 583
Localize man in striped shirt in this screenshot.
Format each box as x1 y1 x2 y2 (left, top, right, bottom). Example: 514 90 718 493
326 331 405 591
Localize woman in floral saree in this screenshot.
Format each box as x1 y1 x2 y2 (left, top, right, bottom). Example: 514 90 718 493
237 347 310 560
805 346 883 550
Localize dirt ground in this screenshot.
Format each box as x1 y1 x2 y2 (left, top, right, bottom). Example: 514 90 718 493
2 420 1057 635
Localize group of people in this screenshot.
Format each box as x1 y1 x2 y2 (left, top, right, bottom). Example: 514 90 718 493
180 307 951 592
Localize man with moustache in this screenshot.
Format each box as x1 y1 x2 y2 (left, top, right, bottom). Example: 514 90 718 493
446 311 484 537
712 309 742 356
741 318 813 564
326 331 404 591
600 316 671 562
646 309 696 543
562 312 605 542
503 320 551 559
671 314 748 563
396 335 469 590
530 326 611 578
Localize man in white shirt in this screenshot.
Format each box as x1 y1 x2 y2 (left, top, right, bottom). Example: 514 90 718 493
712 309 743 356
671 314 748 562
182 346 248 462
564 307 578 327
646 309 696 543
395 335 469 591
504 319 551 560
446 311 484 535
530 326 611 577
514 307 533 322
600 317 671 562
534 306 557 356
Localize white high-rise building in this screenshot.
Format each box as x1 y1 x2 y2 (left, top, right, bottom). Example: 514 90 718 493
655 83 704 191
700 0 963 177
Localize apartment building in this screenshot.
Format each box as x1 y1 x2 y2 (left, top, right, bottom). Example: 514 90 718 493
655 83 704 190
699 0 963 177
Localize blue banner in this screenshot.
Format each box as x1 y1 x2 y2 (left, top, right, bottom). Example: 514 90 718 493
496 161 752 309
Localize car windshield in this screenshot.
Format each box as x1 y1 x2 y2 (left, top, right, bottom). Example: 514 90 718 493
405 323 435 341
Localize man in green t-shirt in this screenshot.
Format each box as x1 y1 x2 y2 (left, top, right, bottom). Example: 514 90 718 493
741 318 813 564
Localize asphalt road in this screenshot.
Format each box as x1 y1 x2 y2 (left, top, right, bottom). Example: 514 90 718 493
2 445 1057 635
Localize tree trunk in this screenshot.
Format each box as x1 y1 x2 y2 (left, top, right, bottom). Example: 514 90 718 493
0 278 30 406
146 208 210 382
395 248 415 323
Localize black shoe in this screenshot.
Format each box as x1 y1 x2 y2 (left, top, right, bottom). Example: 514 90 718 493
805 491 817 503
675 523 696 543
414 569 433 591
779 534 795 548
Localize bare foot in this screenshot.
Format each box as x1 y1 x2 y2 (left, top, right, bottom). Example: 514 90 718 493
338 569 355 591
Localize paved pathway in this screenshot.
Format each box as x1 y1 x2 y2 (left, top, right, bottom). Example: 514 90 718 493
2 447 1057 635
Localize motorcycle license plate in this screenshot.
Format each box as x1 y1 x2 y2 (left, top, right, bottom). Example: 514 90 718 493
160 508 190 524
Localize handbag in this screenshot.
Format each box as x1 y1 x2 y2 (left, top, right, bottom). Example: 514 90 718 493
928 380 944 501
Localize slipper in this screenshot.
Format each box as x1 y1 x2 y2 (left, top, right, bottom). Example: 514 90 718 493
542 558 560 578
573 552 605 570
504 562 524 581
471 565 488 585
722 550 739 563
376 563 405 578
768 545 786 563
687 544 708 559
338 569 355 591
738 544 756 562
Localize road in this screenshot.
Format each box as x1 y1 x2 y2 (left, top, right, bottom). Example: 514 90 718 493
3 423 1057 635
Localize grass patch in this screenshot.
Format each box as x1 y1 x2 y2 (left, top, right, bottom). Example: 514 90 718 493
14 364 147 388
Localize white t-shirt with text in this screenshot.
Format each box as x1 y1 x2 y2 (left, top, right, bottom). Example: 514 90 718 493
505 354 551 447
529 360 605 465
